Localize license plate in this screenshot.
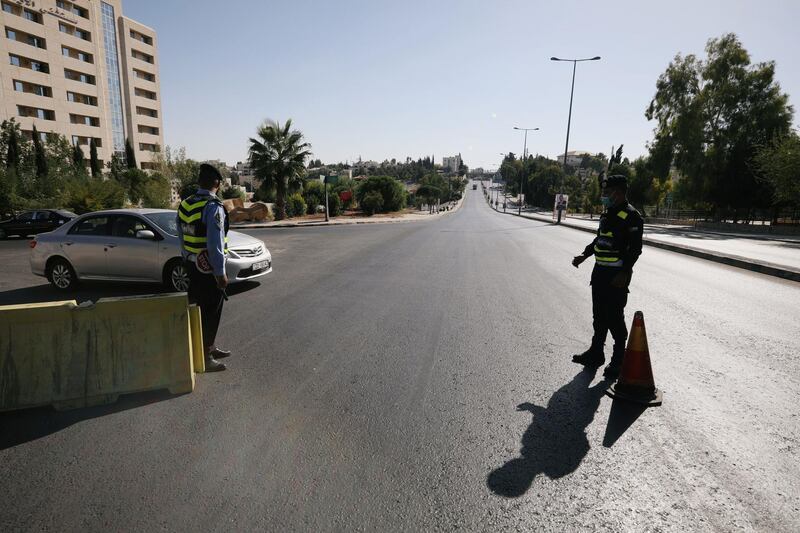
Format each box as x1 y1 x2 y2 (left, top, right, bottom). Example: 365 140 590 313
252 260 270 271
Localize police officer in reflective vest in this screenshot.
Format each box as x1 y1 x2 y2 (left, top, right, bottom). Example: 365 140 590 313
177 163 231 372
571 174 643 378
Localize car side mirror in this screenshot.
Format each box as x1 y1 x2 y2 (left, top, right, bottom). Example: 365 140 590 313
136 230 156 240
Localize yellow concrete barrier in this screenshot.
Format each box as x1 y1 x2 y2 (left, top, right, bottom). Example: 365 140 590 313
188 304 205 373
0 293 195 412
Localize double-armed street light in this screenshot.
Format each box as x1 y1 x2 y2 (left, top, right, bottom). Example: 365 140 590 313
513 126 539 215
551 55 601 223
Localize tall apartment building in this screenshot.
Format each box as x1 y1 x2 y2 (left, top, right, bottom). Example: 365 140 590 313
442 154 462 173
0 0 162 170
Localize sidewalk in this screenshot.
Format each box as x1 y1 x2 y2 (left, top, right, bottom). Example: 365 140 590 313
232 196 465 230
488 200 800 282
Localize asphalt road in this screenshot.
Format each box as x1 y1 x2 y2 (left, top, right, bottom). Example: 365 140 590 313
1 189 799 531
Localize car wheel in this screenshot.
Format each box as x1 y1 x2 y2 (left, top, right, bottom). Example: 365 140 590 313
165 259 190 292
47 258 77 290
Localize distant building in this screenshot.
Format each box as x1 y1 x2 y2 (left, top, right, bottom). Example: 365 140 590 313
555 150 591 168
469 167 485 176
442 154 462 173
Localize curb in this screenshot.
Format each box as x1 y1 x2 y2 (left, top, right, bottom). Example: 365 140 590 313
487 202 800 283
232 196 466 230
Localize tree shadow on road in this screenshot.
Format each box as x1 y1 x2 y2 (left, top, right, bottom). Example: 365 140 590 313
0 389 178 451
487 368 611 498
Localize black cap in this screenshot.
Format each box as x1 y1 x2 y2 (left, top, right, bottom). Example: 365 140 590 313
601 174 627 191
198 163 223 188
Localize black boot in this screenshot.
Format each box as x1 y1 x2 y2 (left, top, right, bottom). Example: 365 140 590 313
204 353 226 372
209 347 231 359
603 344 625 379
572 348 605 367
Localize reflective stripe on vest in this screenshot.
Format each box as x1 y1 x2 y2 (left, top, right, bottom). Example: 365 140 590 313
179 195 228 255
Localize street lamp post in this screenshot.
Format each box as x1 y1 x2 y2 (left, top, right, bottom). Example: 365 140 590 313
513 127 539 215
551 55 601 223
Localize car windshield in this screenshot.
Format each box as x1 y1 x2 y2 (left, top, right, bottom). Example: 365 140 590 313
56 210 77 218
143 212 179 236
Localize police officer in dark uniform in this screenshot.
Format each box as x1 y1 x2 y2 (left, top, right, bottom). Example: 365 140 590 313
177 164 231 372
571 174 643 378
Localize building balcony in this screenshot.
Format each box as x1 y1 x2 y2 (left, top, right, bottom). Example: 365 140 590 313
5 38 49 63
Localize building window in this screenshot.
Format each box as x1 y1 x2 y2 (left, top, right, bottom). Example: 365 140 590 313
138 125 159 135
133 69 155 82
6 28 47 49
136 106 158 118
70 114 100 127
132 49 154 64
135 87 157 100
64 68 96 85
61 46 94 64
100 1 126 155
23 9 42 23
139 143 157 152
8 53 50 74
2 3 12 14
13 80 52 97
66 91 98 106
17 105 55 121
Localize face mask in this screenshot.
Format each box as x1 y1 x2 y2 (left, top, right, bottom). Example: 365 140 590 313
600 195 612 208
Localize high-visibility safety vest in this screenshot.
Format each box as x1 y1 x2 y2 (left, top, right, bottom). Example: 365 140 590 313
592 205 641 268
178 193 229 255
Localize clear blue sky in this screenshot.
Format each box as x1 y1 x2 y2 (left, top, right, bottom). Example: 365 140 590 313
125 0 800 170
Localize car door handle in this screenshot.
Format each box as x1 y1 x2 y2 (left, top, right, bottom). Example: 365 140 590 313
63 241 73 246
105 243 117 248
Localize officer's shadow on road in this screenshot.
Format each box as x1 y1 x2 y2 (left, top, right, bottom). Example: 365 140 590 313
0 389 176 451
487 368 610 498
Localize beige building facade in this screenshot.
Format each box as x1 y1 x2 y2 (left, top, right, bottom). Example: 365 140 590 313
0 0 162 170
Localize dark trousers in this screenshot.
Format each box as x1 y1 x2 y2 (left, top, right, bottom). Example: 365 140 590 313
187 262 224 350
590 268 629 361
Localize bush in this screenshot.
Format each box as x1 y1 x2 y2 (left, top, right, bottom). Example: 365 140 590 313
286 193 307 218
303 180 325 214
360 191 383 216
326 192 342 217
356 176 406 213
64 177 126 214
221 185 245 201
254 183 276 203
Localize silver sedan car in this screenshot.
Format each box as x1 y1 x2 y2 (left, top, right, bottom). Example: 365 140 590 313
30 208 272 291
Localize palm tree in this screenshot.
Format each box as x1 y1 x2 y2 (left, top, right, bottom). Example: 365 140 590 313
248 119 311 220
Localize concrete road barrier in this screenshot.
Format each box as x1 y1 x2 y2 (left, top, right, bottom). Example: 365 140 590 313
0 293 195 412
188 304 205 373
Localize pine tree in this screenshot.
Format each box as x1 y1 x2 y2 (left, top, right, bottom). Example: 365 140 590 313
89 137 101 178
125 137 137 169
72 142 85 172
6 122 20 171
32 125 48 180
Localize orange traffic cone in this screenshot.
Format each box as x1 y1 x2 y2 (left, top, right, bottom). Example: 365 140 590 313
606 311 663 406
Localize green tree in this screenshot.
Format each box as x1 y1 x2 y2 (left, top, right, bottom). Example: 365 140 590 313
72 142 85 175
360 191 383 216
89 137 101 178
302 179 325 214
2 119 22 171
646 33 794 217
125 137 137 169
140 172 171 208
32 125 48 181
356 176 406 213
754 132 800 207
248 119 312 220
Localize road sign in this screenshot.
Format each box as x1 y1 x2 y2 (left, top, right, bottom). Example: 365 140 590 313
325 175 339 185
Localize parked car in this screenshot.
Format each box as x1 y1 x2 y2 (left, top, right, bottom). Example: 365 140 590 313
0 209 77 239
30 208 272 291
